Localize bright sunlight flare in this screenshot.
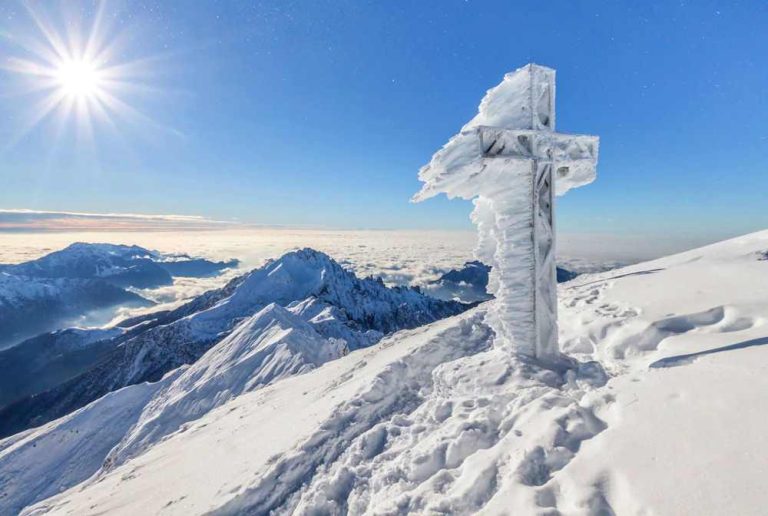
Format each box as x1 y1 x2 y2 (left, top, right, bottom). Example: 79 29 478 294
55 59 104 99
1 2 167 148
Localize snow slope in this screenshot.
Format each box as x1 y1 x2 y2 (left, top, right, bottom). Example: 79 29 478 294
7 230 768 515
0 368 184 515
102 302 348 471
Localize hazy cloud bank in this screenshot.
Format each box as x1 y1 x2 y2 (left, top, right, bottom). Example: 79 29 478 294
0 209 237 232
0 227 729 330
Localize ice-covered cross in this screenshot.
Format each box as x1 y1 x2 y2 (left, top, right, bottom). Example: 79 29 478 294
414 64 599 361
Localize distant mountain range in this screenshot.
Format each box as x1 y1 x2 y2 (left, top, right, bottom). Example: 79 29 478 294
425 260 579 303
0 243 238 349
0 248 468 440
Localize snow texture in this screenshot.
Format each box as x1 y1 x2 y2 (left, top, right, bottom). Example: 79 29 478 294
102 303 348 470
414 64 599 360
0 368 184 515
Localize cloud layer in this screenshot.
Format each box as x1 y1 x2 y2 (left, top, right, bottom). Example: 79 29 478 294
0 209 235 232
0 227 721 333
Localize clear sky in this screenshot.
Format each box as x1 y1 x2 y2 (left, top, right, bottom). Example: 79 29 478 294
0 0 766 240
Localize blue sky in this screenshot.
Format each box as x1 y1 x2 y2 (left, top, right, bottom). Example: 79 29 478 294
0 0 766 239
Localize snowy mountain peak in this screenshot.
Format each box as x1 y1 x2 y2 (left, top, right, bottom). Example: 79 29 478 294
6 242 157 273
61 242 156 257
226 248 451 335
234 248 346 304
1 242 169 289
0 248 467 442
0 242 238 350
1 242 236 287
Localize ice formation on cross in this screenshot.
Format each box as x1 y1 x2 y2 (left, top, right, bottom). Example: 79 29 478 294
414 64 599 360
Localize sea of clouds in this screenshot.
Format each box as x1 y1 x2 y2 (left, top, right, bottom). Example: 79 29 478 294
0 227 690 327
0 229 477 323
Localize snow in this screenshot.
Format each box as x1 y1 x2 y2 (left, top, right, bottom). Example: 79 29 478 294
102 303 347 470
0 273 63 304
22 311 492 515
190 248 462 339
0 368 183 515
4 230 765 515
1 243 159 281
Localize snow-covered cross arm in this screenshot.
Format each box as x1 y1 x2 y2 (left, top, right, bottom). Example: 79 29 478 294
413 64 599 361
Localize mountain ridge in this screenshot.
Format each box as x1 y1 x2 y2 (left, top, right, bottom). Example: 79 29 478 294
0 248 467 440
0 242 238 350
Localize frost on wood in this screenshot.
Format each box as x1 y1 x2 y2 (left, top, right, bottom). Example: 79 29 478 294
414 64 599 360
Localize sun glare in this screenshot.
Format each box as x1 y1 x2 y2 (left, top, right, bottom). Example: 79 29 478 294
55 59 103 99
2 2 168 148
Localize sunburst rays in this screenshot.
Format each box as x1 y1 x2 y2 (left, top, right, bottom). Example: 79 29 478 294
1 1 173 151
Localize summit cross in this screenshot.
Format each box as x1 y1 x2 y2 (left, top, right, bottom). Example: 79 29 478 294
414 64 599 361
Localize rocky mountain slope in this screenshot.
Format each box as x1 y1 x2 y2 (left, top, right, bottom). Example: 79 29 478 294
0 248 467 441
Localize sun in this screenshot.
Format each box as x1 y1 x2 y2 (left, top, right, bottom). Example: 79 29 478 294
55 59 104 99
1 2 169 148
